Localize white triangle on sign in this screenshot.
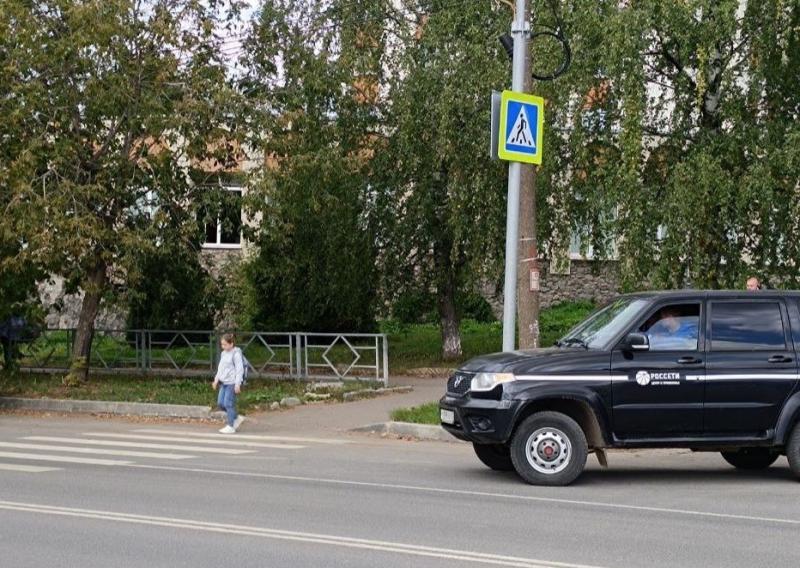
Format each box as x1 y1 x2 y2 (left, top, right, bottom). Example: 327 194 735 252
507 106 535 150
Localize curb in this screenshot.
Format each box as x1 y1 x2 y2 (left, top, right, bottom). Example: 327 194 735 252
351 421 462 443
0 397 221 419
342 386 414 402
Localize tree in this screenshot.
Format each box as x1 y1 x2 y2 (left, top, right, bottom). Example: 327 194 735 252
1 0 243 381
236 0 386 332
533 0 800 289
0 12 43 340
374 1 509 359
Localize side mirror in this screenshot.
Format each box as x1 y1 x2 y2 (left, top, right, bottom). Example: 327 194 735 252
623 332 650 351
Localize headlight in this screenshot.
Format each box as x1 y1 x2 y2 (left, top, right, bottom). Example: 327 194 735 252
470 372 515 392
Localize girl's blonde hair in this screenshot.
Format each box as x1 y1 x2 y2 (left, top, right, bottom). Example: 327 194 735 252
221 333 236 345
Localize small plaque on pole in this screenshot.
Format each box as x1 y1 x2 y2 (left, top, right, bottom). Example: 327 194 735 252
490 91 501 160
530 269 540 292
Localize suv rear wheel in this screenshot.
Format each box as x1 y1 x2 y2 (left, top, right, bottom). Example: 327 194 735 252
720 448 780 470
473 443 514 471
787 424 800 480
510 411 588 486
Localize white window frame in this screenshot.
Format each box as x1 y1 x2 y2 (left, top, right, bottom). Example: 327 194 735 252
201 185 243 250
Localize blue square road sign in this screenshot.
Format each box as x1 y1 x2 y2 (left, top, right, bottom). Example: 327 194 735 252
498 90 544 165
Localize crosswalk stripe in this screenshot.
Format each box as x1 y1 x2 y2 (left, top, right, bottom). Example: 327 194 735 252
0 463 61 473
0 442 194 460
24 437 254 455
0 451 131 466
135 428 350 445
81 433 305 450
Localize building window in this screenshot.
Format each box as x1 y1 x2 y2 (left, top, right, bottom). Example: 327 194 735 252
202 186 242 249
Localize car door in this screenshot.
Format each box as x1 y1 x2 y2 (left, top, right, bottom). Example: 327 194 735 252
611 300 705 439
704 298 798 436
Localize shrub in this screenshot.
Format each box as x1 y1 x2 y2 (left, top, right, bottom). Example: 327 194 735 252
126 246 221 332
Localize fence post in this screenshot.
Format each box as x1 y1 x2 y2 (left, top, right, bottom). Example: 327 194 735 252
295 333 304 380
382 334 389 387
135 331 141 372
146 331 152 371
209 333 215 372
212 331 220 371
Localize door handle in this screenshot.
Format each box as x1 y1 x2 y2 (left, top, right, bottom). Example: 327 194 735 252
768 355 793 363
677 356 702 365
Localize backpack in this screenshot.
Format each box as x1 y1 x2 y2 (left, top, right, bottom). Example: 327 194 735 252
236 347 251 386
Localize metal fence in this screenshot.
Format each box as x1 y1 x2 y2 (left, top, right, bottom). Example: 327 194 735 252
13 329 389 385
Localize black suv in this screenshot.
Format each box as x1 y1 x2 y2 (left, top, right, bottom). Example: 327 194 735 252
440 291 800 485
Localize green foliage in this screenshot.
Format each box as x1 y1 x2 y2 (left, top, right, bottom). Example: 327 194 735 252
237 0 382 332
459 292 496 324
126 245 221 331
534 0 800 289
391 289 495 325
391 290 437 324
538 300 596 346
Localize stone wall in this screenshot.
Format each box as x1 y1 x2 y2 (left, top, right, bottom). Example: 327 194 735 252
37 249 246 331
540 258 621 309
481 258 621 318
39 277 127 330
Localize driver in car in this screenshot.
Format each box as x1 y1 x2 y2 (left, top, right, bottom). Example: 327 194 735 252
646 307 698 350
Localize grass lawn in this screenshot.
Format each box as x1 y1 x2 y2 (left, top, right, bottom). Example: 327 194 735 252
0 372 381 413
390 402 440 424
386 300 595 373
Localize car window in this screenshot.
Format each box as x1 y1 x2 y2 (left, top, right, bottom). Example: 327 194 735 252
710 302 786 351
559 297 649 350
639 303 700 351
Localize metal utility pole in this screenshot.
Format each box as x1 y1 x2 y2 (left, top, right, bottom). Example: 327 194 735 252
501 0 530 352
517 49 540 350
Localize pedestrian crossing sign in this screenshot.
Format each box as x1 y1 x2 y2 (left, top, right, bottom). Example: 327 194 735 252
498 90 544 165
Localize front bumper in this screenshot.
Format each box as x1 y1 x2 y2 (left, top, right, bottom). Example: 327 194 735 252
439 394 521 444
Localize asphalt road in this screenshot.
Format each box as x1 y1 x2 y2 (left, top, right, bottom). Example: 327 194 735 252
1 414 799 568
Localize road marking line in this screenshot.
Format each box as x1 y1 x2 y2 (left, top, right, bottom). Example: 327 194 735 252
0 463 61 473
128 464 800 528
135 428 350 445
81 433 304 450
0 451 131 466
24 437 254 455
0 500 603 568
0 442 193 460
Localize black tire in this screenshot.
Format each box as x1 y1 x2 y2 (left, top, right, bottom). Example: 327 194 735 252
787 425 800 480
721 448 780 470
510 411 588 486
473 443 514 471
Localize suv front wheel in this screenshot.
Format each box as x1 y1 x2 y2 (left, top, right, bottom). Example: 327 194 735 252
510 411 588 486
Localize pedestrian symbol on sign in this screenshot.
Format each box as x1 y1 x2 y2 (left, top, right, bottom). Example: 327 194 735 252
507 106 534 149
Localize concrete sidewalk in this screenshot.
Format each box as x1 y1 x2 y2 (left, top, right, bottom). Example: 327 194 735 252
240 376 446 436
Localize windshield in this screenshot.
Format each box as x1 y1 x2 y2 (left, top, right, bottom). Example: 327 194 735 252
558 297 649 350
